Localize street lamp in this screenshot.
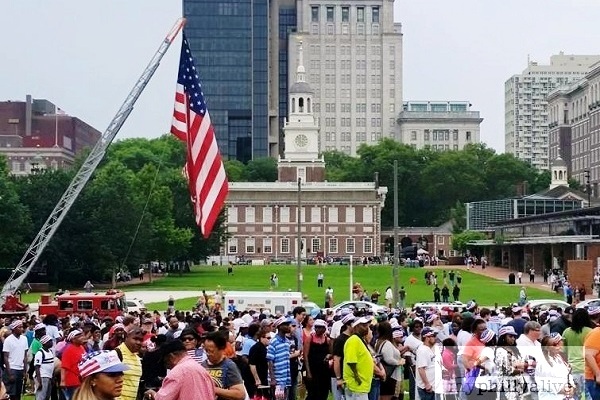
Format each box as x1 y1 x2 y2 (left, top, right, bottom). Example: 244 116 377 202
274 205 279 261
297 178 303 292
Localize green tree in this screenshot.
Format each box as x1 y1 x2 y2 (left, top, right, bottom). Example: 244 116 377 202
452 230 487 254
246 157 278 182
225 160 247 182
0 156 32 269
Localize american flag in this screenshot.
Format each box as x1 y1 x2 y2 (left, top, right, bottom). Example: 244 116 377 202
171 34 229 238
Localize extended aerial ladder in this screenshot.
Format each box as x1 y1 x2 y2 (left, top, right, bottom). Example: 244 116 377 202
0 18 186 309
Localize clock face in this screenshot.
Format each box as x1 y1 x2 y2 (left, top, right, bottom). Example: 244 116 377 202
294 134 309 148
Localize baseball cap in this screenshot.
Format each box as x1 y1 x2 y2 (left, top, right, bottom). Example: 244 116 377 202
9 320 23 330
341 313 356 325
479 329 495 344
564 306 574 315
34 323 46 332
79 350 130 378
274 316 291 328
421 327 437 338
142 318 154 325
67 329 83 342
40 335 52 345
314 319 327 328
392 330 404 339
588 306 600 316
351 317 371 328
498 326 518 337
549 332 563 344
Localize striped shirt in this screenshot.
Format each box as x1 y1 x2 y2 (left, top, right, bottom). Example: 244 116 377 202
187 348 207 364
117 343 142 400
266 334 291 387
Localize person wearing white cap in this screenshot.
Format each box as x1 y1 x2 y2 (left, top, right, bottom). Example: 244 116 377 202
495 326 526 400
343 317 374 400
516 321 543 400
61 329 87 400
33 335 54 400
415 327 442 400
73 350 130 400
3 319 29 400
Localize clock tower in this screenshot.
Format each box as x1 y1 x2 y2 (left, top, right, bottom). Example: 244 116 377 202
279 39 325 183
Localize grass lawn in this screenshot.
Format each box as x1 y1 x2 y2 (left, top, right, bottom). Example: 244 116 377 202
129 264 561 311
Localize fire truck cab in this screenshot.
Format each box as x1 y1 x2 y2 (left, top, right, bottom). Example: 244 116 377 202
38 289 127 319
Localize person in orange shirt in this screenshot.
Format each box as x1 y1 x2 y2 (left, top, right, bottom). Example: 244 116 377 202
584 326 600 400
461 319 487 372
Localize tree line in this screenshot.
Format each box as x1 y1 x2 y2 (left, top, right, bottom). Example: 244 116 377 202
0 136 559 285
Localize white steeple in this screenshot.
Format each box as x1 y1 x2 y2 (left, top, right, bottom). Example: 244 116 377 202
281 38 321 163
296 40 306 83
549 156 568 189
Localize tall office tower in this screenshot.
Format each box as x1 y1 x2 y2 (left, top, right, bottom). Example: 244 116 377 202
183 0 296 161
505 52 600 170
290 0 403 156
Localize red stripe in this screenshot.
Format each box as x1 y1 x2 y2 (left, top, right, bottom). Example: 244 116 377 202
201 180 228 239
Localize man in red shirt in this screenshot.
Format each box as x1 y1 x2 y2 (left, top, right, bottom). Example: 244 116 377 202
60 330 86 400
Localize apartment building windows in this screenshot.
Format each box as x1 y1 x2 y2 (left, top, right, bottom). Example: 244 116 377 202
370 118 381 127
311 207 321 222
424 130 430 141
311 6 319 22
346 207 356 223
411 131 417 141
325 103 336 112
356 103 366 113
342 103 351 112
371 103 381 113
466 131 472 141
357 7 365 22
341 132 352 142
342 6 349 22
372 7 380 23
326 6 334 22
371 132 381 141
356 118 366 127
329 207 338 223
262 206 272 223
357 89 366 98
325 132 336 142
341 89 350 98
280 207 290 223
453 129 459 140
356 132 367 142
363 207 373 223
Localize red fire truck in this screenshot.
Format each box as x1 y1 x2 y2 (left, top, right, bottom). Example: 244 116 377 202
38 289 127 319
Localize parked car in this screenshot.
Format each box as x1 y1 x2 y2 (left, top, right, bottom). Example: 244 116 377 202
126 298 147 314
302 301 321 316
576 298 600 309
524 299 570 311
326 300 388 315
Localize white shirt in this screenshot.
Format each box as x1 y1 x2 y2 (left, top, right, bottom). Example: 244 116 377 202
232 318 245 333
34 348 55 378
415 343 442 393
404 334 422 363
385 288 393 301
535 353 572 400
456 330 471 356
3 334 29 370
329 320 343 340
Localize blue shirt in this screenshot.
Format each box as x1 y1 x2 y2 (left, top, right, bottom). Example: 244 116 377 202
241 337 257 356
266 334 291 386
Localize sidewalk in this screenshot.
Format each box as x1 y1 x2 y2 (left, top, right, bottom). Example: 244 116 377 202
424 264 555 293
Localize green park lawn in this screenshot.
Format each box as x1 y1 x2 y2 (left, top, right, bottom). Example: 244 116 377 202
126 264 561 311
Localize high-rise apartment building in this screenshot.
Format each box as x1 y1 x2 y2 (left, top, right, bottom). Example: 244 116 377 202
548 61 600 196
289 0 402 156
397 101 482 150
505 52 600 170
183 0 297 161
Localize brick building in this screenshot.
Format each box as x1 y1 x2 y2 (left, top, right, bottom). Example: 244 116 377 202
0 95 101 175
226 42 387 262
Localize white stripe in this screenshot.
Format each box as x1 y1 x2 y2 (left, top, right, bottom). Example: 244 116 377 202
174 100 186 114
201 166 227 226
189 112 210 164
171 117 187 133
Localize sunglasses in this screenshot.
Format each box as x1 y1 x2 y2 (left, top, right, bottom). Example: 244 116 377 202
102 372 124 378
181 337 196 342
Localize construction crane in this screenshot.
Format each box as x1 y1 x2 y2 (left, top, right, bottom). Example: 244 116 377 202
0 18 186 312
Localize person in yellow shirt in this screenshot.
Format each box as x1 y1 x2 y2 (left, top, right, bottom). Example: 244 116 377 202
343 317 374 400
116 326 143 400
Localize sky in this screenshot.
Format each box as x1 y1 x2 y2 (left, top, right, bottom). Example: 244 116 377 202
3 1 600 154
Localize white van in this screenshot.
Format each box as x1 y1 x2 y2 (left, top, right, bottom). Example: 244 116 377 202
223 291 303 316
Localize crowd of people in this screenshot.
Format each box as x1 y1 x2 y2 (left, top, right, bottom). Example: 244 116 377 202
5 290 600 400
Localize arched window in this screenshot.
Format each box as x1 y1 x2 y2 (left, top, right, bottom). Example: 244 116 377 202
559 170 563 180
291 98 296 113
554 171 558 180
307 98 311 113
299 97 305 113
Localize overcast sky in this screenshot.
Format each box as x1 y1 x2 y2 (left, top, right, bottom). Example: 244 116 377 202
3 1 600 154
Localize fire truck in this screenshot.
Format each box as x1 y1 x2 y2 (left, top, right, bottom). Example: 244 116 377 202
38 290 127 319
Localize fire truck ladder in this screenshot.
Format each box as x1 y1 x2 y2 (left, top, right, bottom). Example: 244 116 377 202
0 18 186 302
